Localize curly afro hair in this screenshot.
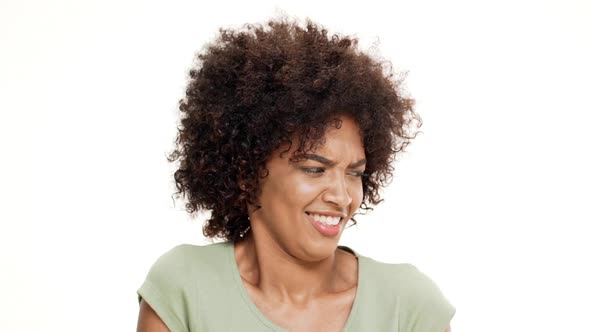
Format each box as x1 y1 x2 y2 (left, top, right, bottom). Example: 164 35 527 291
167 18 421 243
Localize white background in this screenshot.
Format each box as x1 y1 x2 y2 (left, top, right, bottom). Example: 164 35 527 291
1 0 589 331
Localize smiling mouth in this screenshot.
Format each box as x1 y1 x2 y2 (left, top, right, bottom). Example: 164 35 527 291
305 212 343 226
304 212 344 237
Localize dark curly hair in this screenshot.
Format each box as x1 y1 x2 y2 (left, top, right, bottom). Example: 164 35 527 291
167 18 421 243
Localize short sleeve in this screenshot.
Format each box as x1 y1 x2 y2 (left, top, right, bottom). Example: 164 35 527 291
137 245 193 332
402 265 456 332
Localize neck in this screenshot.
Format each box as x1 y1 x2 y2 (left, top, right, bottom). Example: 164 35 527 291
234 232 342 306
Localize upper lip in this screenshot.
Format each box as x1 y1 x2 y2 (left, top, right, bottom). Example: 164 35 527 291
306 211 347 218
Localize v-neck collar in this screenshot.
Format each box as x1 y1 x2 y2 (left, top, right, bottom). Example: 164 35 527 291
226 241 363 332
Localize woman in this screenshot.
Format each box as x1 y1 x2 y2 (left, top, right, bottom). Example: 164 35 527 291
137 18 455 332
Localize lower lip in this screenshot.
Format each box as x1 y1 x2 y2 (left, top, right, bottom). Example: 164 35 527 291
306 213 342 237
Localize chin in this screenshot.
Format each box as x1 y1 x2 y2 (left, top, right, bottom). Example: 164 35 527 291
298 237 341 261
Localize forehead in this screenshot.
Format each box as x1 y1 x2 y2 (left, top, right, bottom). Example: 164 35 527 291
276 116 365 161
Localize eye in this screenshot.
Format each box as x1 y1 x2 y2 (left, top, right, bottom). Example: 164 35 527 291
301 167 325 175
348 171 368 178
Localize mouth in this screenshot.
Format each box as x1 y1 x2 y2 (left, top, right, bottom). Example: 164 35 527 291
305 212 344 237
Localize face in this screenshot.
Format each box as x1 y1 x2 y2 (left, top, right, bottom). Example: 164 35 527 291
248 116 366 261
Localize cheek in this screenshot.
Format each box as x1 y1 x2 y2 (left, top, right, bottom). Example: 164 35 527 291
265 174 318 206
293 179 320 196
283 179 323 209
351 181 364 208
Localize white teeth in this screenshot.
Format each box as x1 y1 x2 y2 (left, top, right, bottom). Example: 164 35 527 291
308 213 341 226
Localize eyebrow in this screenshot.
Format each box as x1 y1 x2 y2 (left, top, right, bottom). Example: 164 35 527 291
298 153 367 168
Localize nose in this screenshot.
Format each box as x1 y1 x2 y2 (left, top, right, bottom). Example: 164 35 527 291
321 173 353 208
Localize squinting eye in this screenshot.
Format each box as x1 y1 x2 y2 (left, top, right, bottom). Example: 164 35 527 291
349 171 368 178
301 167 325 175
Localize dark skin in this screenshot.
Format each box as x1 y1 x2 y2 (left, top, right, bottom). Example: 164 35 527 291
167 19 422 244
137 118 452 331
234 234 358 331
137 300 169 332
136 247 358 332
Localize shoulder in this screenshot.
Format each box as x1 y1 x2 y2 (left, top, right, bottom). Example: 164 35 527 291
361 257 451 303
136 242 231 332
359 256 419 290
157 241 229 261
361 257 455 332
142 242 227 284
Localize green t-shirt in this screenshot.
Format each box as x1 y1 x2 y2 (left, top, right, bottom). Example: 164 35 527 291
137 242 455 332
